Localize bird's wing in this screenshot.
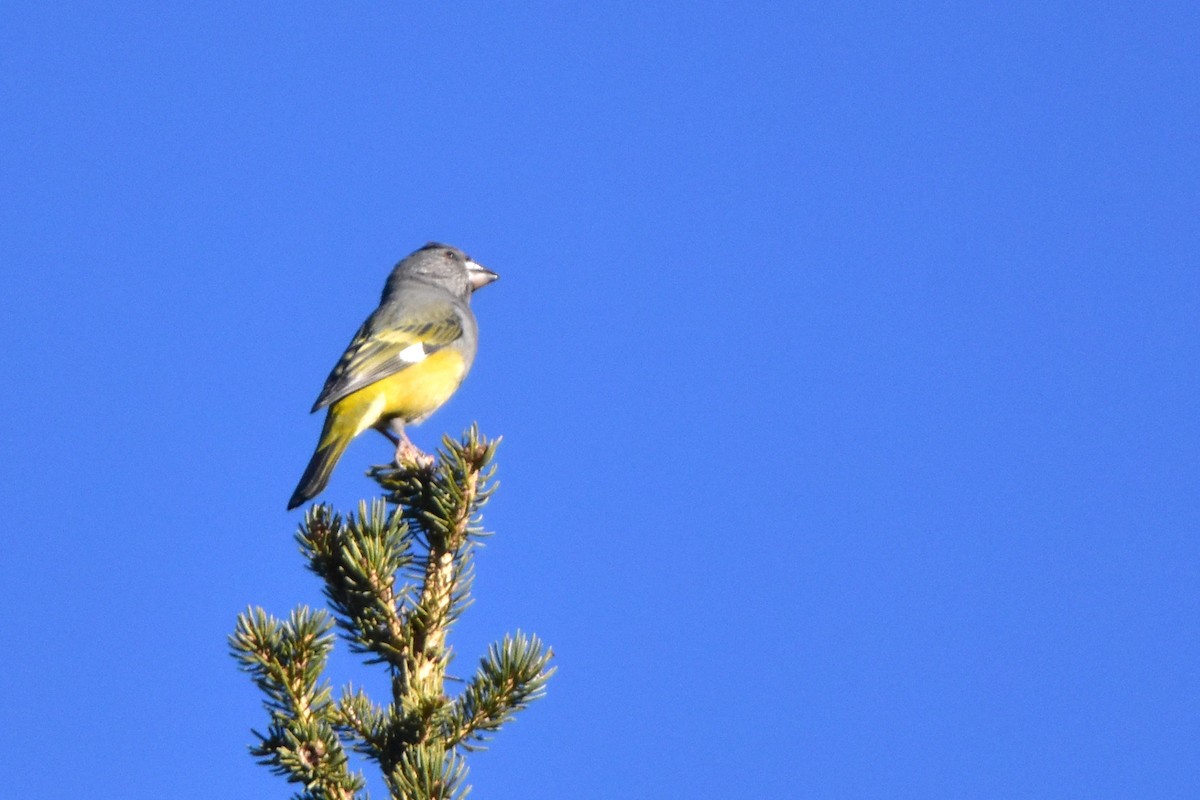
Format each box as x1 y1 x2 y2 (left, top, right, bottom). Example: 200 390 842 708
311 300 465 411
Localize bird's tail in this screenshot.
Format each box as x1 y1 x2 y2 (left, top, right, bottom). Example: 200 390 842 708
288 412 354 510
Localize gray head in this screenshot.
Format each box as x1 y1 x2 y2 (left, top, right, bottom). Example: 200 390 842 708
383 242 499 301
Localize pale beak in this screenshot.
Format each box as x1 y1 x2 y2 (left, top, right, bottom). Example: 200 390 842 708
466 260 499 290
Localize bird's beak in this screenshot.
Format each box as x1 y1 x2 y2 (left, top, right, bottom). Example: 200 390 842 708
466 260 499 290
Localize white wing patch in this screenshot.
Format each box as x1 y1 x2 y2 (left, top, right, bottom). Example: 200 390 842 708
397 342 428 364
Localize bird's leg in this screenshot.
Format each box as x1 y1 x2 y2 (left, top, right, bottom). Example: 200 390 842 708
395 428 420 462
379 418 432 466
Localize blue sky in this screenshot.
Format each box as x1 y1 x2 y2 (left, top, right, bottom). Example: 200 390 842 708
2 3 1197 797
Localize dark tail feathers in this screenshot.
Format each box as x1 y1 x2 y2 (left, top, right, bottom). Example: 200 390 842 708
287 436 349 510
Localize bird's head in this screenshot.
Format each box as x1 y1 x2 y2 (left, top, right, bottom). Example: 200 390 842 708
387 242 498 299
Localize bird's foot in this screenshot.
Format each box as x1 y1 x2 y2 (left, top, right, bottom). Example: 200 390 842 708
395 438 434 468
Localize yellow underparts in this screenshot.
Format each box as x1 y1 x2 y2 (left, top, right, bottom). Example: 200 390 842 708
321 348 468 447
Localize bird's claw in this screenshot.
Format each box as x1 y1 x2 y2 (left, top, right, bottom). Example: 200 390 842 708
395 439 434 468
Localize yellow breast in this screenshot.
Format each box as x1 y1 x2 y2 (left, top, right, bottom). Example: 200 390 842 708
331 348 469 438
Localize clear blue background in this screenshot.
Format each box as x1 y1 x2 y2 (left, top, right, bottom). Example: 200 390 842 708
2 3 1197 797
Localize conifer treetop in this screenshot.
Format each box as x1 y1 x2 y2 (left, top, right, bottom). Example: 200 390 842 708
232 428 554 800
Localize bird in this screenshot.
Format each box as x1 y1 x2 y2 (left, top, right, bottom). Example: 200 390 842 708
287 242 499 510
